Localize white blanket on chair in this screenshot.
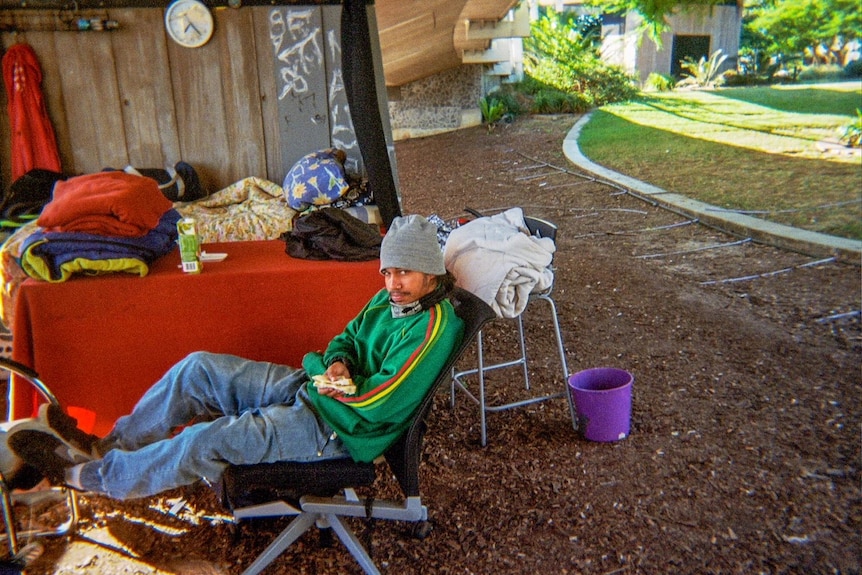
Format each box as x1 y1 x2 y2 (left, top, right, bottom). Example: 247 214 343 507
444 208 554 318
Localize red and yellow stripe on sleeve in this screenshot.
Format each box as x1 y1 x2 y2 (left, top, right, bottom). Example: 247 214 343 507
337 304 445 409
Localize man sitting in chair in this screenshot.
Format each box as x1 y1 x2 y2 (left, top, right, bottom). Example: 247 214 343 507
9 215 464 500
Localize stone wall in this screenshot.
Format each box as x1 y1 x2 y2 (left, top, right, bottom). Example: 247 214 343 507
388 65 486 139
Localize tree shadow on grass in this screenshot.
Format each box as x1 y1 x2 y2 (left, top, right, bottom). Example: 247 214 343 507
709 87 861 116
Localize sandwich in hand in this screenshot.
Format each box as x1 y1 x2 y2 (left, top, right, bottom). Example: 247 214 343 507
312 374 357 395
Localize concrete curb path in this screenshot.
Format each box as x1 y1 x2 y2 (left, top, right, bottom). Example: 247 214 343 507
563 113 862 263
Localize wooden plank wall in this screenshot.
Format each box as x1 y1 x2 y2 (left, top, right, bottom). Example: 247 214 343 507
0 5 372 195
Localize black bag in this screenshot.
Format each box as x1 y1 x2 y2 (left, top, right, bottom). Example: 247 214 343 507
105 162 208 202
1 168 66 221
284 208 382 261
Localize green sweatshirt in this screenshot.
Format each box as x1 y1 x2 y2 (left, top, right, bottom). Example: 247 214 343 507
303 288 464 462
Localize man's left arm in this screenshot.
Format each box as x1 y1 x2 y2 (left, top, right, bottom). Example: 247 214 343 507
332 304 463 424
302 290 385 380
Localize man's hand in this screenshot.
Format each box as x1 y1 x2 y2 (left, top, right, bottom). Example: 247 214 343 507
317 385 345 398
325 360 351 381
313 361 355 397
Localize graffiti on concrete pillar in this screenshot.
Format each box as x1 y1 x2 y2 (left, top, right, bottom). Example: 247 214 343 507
268 6 362 176
270 9 323 101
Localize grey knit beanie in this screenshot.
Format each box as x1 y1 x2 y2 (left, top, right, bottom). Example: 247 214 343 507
380 215 446 275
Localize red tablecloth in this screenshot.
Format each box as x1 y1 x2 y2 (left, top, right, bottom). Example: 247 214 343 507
11 240 382 436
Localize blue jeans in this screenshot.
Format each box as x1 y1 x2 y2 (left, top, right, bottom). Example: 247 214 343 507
84 351 349 500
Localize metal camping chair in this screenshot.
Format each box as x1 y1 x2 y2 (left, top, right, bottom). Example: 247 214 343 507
219 287 495 575
0 358 79 556
450 212 577 446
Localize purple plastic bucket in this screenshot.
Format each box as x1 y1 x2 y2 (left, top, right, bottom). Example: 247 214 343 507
568 368 633 442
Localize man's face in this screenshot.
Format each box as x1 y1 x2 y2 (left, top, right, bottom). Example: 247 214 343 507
381 268 438 305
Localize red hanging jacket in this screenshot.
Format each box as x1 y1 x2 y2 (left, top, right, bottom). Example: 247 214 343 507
2 43 62 181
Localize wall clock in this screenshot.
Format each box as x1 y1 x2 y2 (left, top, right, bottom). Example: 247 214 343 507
165 0 214 48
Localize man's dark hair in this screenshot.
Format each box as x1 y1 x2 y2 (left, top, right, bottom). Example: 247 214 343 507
437 271 456 294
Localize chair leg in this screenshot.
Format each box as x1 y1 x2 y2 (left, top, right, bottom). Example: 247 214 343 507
240 511 383 575
516 314 530 390
538 294 578 431
451 294 575 444
1 482 18 555
476 331 488 447
449 330 491 446
240 512 318 575
449 362 462 410
327 513 381 575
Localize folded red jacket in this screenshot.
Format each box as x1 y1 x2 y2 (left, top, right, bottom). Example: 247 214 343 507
38 171 173 237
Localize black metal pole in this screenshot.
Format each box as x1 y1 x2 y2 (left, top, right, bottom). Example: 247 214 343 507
341 0 400 228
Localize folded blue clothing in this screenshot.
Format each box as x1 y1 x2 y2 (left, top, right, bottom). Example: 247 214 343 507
20 209 181 282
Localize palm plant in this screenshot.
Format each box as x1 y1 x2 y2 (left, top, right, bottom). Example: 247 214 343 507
479 96 506 131
839 109 862 148
677 49 730 88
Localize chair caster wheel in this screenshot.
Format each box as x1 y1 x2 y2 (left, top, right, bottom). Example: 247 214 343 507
319 526 334 548
412 520 433 540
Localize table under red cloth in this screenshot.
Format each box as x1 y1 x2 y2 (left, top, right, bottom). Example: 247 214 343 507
10 240 382 436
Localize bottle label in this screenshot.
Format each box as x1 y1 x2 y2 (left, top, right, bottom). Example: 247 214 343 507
177 218 202 274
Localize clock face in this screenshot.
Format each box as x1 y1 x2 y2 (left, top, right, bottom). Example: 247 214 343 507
165 0 214 48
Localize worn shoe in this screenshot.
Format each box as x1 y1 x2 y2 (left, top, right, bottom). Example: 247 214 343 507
7 429 90 484
37 403 101 456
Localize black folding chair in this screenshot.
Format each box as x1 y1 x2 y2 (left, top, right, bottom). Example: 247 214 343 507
220 287 495 575
0 359 79 557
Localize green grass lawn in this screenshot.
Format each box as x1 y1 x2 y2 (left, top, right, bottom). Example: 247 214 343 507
577 82 862 240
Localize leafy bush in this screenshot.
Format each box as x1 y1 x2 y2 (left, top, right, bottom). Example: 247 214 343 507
845 59 862 78
526 57 638 106
797 64 847 82
478 90 525 130
522 8 639 109
524 9 594 72
839 109 862 148
508 77 590 114
644 73 676 92
490 88 526 117
577 62 640 104
677 49 730 89
722 70 773 87
514 75 546 96
530 89 591 114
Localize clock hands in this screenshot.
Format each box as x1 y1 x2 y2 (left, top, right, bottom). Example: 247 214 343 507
170 6 204 36
184 20 201 35
170 13 202 38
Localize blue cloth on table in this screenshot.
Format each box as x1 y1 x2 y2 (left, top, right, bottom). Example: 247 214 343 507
19 209 181 282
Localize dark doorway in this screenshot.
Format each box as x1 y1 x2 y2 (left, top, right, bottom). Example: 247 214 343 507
671 35 711 77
